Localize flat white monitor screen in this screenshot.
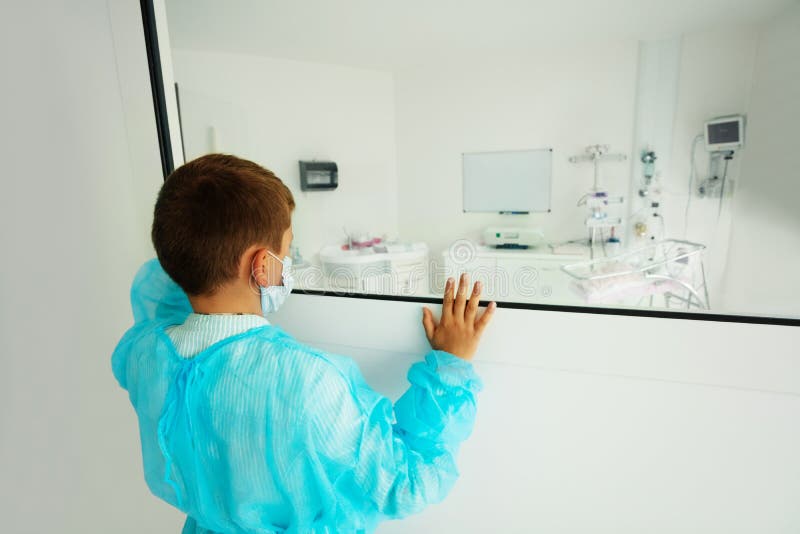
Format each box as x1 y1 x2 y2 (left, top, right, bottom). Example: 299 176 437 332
462 148 552 213
708 121 740 145
705 116 744 151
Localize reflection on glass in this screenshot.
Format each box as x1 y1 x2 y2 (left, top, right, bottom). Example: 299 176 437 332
163 0 800 319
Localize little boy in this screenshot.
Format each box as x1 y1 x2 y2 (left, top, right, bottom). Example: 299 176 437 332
112 154 495 533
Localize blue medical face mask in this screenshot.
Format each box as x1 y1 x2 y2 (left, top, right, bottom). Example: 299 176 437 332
257 251 294 316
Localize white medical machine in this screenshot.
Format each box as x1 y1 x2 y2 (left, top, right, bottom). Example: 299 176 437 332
569 144 627 258
688 114 745 205
482 227 545 249
704 115 745 152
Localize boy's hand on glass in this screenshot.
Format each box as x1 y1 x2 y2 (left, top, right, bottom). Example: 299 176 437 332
422 273 496 361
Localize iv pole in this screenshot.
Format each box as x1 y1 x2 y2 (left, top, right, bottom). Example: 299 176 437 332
569 144 627 190
569 145 627 259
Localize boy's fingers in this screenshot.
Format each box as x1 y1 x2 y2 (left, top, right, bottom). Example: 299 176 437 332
466 281 482 323
475 301 497 334
454 273 469 319
421 307 435 341
441 278 455 322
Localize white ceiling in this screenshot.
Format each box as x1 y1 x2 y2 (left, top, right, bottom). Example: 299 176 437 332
164 0 796 69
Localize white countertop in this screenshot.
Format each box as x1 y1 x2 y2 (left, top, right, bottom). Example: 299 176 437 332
441 244 589 261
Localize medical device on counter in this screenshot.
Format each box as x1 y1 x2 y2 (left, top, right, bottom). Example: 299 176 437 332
462 148 552 252
482 227 545 249
341 227 384 250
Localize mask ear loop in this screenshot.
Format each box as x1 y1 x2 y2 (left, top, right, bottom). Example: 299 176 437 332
266 250 283 263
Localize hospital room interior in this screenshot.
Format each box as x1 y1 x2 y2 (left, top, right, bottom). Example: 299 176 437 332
1 0 799 532
163 0 800 318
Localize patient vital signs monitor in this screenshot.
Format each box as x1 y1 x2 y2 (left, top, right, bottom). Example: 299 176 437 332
704 115 745 152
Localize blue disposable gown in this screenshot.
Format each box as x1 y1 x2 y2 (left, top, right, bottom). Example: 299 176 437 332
112 260 483 533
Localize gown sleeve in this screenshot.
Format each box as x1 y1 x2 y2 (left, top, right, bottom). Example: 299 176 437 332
111 259 192 390
129 258 193 324
309 349 483 521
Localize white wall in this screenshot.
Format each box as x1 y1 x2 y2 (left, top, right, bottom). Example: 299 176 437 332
720 5 800 317
0 1 183 531
665 27 760 304
394 43 639 258
170 50 400 264
273 294 800 533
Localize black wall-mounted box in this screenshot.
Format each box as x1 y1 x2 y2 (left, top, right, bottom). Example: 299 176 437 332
299 161 338 191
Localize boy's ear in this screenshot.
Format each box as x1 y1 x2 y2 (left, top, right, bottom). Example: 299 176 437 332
248 246 270 287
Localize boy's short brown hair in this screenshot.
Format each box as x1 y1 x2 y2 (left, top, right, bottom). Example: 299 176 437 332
152 154 295 296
